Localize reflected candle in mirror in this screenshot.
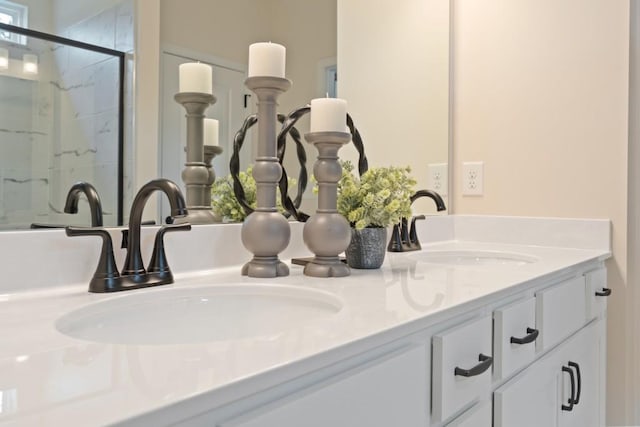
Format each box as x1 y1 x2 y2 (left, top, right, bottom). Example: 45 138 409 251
179 62 212 94
0 48 8 70
248 42 286 78
310 97 348 133
204 118 219 146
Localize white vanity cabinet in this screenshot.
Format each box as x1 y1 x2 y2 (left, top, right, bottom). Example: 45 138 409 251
212 344 430 427
494 319 603 427
175 266 608 427
494 267 608 427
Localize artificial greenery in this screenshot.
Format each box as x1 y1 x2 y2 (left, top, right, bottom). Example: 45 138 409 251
336 161 416 230
211 166 294 222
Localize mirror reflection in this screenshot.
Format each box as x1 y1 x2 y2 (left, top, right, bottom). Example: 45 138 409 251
0 0 133 229
2 0 449 230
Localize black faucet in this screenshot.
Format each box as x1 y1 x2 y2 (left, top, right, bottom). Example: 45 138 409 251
31 182 103 229
64 182 104 227
65 179 191 293
388 189 446 252
122 179 188 277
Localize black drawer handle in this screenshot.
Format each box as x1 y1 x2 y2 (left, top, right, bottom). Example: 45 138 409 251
568 361 581 404
454 354 492 377
510 327 539 345
595 288 612 297
561 365 576 411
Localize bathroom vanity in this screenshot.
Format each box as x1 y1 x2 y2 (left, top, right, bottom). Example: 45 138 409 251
0 216 610 426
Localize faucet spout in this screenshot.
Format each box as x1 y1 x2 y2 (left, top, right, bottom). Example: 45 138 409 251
64 182 103 227
122 179 187 277
410 189 446 212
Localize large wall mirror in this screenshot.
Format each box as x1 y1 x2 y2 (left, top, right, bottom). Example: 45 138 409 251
5 0 449 230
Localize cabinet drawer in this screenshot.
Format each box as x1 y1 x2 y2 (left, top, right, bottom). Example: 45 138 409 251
536 276 586 351
219 344 429 427
445 400 491 427
586 268 609 320
494 297 537 380
432 315 492 423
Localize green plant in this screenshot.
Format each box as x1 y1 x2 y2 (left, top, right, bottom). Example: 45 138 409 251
211 166 295 222
336 161 416 230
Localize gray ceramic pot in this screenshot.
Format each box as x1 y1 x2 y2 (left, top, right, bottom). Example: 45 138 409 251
345 227 387 269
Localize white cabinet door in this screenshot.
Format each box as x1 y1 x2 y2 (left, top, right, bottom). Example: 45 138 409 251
536 276 587 351
558 322 601 427
494 343 560 427
445 400 491 427
495 321 602 427
494 297 537 380
219 344 429 427
432 316 492 423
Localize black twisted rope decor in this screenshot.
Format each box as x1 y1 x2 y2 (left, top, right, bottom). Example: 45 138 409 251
277 108 369 222
230 113 308 217
277 106 311 222
229 107 369 223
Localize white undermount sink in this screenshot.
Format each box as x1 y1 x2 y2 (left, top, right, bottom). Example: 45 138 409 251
410 249 539 266
56 284 344 345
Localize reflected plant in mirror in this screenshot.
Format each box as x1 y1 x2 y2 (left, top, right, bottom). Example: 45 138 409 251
211 165 295 222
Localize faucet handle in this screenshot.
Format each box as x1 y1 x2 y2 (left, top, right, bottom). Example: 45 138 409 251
409 215 427 249
147 223 192 279
65 227 121 293
387 222 405 252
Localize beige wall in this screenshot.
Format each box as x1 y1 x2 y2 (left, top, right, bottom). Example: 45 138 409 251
132 0 161 221
628 0 640 422
160 0 272 66
451 1 630 424
337 0 450 214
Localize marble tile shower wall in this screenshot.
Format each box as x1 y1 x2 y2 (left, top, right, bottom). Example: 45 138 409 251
50 0 135 226
0 0 134 229
0 74 51 226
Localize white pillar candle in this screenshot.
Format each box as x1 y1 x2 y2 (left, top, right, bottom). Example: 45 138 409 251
204 118 219 146
0 48 8 70
23 54 38 75
179 62 212 94
310 98 348 133
248 42 286 78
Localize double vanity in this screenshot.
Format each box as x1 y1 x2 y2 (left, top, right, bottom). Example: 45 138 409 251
0 215 610 426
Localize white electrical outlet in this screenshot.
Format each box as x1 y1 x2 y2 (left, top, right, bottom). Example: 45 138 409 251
462 161 484 196
427 163 448 196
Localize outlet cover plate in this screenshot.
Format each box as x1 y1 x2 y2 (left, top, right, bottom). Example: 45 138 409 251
427 163 448 197
462 161 484 196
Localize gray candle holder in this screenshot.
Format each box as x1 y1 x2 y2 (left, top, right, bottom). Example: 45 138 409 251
241 76 292 278
174 92 218 224
302 131 352 277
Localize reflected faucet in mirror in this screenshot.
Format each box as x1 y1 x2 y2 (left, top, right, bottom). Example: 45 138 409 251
65 179 191 293
30 182 104 229
388 189 446 253
64 182 104 227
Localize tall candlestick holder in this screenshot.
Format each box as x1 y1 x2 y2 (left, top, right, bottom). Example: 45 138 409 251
302 131 352 277
174 92 217 224
241 76 292 277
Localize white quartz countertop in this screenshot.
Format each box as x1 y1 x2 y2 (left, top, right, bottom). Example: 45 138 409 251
0 216 611 426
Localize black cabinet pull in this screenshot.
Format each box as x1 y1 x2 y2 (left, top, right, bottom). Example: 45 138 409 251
510 327 539 345
568 361 582 404
561 365 576 411
454 354 493 377
595 288 612 297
